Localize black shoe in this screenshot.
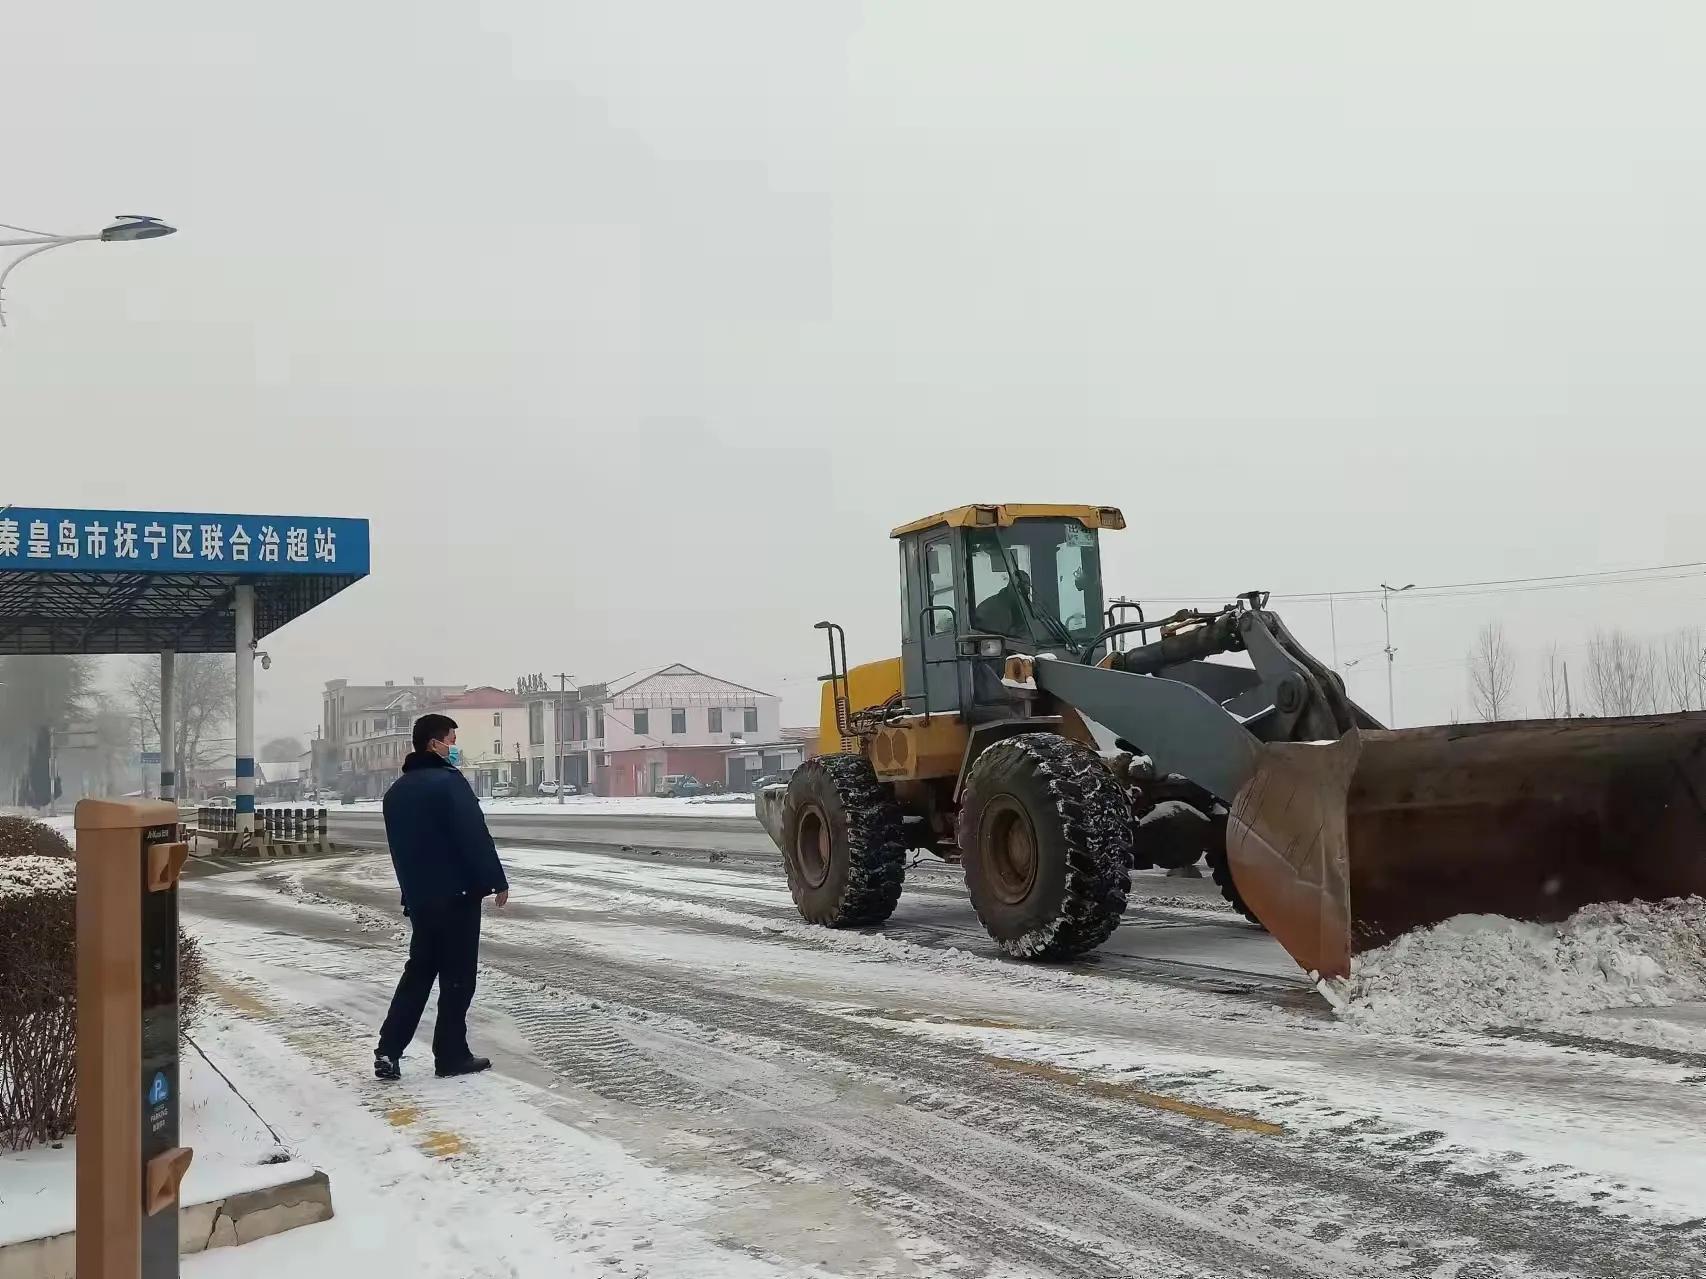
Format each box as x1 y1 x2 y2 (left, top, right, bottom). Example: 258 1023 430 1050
374 1053 401 1082
434 1055 491 1078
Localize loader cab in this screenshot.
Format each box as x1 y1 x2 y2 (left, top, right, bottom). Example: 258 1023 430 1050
893 504 1123 717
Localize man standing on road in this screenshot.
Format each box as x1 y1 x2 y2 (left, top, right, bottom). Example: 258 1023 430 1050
374 712 509 1081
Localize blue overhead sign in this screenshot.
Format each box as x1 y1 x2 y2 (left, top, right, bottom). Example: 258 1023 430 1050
0 508 370 577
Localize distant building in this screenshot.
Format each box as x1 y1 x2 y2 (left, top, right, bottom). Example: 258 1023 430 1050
518 663 784 795
521 680 608 794
255 760 304 799
724 727 818 793
322 677 466 798
435 686 528 796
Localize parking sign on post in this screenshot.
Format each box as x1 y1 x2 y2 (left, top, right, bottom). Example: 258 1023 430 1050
75 798 193 1278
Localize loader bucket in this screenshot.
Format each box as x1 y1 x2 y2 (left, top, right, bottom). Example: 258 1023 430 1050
755 782 789 850
1225 715 1706 980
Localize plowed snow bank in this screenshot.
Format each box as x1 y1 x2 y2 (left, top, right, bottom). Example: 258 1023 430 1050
1324 896 1706 1034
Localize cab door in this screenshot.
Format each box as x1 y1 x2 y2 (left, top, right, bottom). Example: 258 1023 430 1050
899 531 967 716
920 533 964 714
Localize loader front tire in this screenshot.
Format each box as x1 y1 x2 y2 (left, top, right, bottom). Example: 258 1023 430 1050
958 734 1131 959
781 755 907 927
1205 841 1262 926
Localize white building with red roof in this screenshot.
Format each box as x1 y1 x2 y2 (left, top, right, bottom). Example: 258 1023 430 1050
516 663 794 795
433 685 528 796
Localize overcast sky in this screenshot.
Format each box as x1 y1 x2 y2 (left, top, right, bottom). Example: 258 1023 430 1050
7 2 1706 742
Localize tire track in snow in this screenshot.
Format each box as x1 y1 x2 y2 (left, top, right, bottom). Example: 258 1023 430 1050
193 862 1706 1278
480 931 1688 1279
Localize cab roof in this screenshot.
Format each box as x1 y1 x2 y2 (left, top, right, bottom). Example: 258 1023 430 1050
889 503 1126 539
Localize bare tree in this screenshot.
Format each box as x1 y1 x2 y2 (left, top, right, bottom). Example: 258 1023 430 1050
1535 643 1568 718
1658 628 1706 712
77 698 140 799
0 656 98 804
260 735 305 762
122 655 235 793
1585 630 1659 716
1466 622 1519 721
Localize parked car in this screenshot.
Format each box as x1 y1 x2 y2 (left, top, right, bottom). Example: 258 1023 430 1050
752 772 794 791
538 779 560 796
656 774 703 798
491 781 515 799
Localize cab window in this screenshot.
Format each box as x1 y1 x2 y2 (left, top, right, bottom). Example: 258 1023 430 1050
925 540 956 634
899 541 916 642
966 531 1033 640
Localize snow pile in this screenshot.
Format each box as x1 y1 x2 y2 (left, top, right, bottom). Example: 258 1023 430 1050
0 855 75 899
1328 896 1706 1035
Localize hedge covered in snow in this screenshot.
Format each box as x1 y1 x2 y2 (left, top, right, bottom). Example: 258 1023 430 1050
0 817 204 1151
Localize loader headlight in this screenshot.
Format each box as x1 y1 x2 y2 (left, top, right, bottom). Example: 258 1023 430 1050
978 637 1004 657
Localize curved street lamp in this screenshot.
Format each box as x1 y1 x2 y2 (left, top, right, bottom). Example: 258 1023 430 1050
0 215 178 327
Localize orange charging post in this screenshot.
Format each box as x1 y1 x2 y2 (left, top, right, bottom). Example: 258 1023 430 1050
75 798 194 1279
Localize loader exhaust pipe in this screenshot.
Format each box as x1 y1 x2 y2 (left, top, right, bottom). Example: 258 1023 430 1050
1228 715 1706 979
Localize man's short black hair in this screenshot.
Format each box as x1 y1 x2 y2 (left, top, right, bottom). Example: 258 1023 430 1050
413 713 457 753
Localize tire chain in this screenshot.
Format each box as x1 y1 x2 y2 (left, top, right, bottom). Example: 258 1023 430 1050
959 733 1133 958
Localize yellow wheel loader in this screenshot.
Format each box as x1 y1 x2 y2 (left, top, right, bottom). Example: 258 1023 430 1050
757 503 1706 977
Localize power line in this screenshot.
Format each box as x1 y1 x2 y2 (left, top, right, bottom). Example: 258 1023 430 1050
1134 559 1706 607
1404 568 1706 602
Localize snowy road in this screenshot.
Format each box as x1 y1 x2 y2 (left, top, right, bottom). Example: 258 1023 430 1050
180 836 1706 1278
326 804 778 857
324 808 1310 999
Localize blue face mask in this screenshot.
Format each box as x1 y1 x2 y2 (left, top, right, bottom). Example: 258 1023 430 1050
446 745 463 766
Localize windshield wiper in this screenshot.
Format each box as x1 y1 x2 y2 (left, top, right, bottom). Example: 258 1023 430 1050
998 544 1076 651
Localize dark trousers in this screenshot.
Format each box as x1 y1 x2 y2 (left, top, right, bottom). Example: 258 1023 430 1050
377 894 482 1065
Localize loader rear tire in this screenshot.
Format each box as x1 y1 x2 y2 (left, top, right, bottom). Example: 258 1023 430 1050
781 755 907 927
958 733 1131 959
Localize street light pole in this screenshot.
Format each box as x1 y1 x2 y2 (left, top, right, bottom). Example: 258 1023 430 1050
1380 581 1416 726
0 215 177 326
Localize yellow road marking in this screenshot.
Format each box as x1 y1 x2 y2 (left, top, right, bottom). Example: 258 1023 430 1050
987 1057 1285 1135
207 975 274 1018
418 1130 465 1158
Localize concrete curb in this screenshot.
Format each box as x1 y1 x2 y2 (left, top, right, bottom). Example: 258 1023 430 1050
0 1169 333 1278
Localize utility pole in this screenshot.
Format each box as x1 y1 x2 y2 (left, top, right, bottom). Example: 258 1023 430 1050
1328 594 1340 672
1563 661 1572 718
1379 582 1415 726
554 673 573 805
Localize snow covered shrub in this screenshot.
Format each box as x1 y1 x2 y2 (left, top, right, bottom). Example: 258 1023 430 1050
178 932 206 1032
0 855 77 1149
0 814 72 860
0 823 207 1151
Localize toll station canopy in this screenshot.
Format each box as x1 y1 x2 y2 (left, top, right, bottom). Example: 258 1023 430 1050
0 506 371 655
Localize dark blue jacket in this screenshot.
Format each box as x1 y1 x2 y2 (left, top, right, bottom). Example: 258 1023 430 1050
382 752 508 912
